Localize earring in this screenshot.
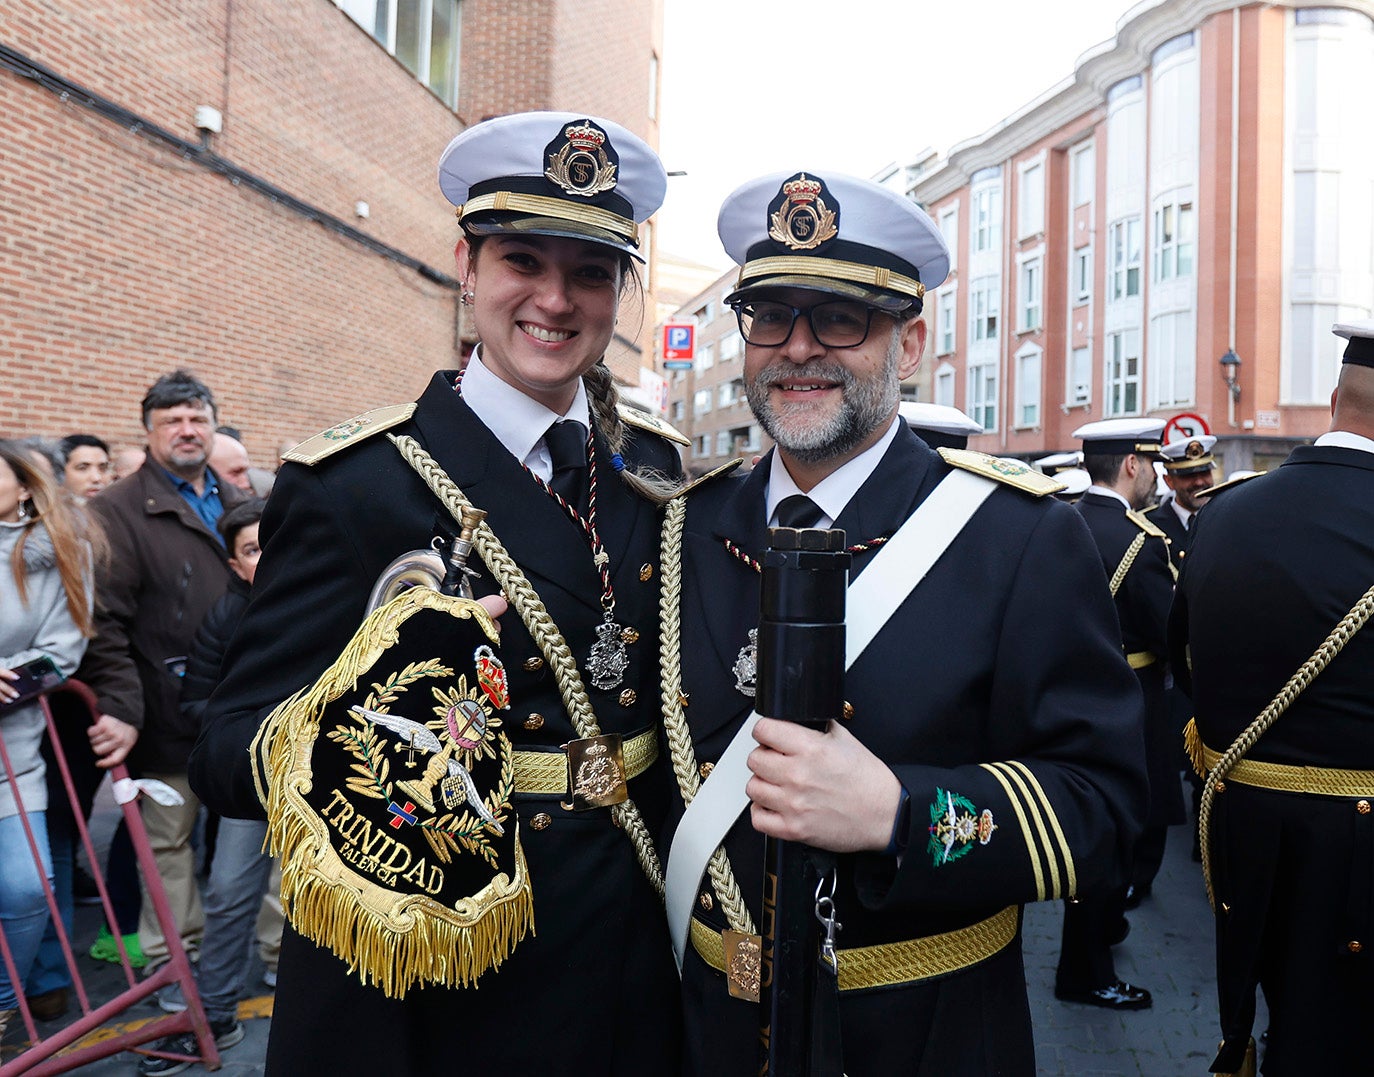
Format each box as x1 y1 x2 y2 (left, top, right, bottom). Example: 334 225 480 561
460 290 475 307
16 498 31 521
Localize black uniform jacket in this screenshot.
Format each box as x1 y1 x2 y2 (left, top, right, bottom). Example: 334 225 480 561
190 371 683 1075
1145 496 1190 575
1077 491 1183 828
670 428 1149 1077
1169 444 1374 1073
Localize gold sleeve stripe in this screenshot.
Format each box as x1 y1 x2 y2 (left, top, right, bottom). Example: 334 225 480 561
1000 760 1077 898
987 761 1061 900
979 762 1047 901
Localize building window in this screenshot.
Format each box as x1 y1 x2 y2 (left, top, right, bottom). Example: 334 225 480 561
340 0 462 108
1109 217 1142 300
972 183 1002 253
1018 258 1042 332
940 206 959 270
1015 346 1042 428
718 334 741 362
1018 161 1045 238
971 277 999 342
1069 345 1092 406
1071 142 1095 207
694 435 709 460
934 363 955 408
937 290 956 355
715 430 731 456
693 388 712 416
1153 201 1195 281
670 399 685 422
1073 247 1092 304
719 380 744 408
1105 330 1141 416
1149 309 1196 409
698 343 714 370
740 424 762 452
968 359 998 432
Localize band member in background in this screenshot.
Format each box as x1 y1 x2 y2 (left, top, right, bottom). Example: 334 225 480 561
1172 319 1374 1076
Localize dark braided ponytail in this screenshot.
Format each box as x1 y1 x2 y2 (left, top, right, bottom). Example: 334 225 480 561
582 362 684 504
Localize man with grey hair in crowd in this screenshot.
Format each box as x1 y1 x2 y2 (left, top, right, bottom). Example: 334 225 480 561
77 369 245 1011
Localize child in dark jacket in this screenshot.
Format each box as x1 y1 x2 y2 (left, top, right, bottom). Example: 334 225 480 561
140 498 265 1074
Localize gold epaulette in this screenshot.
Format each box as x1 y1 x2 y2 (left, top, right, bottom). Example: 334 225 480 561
937 447 1064 498
676 458 743 498
1198 471 1265 500
617 404 690 446
1126 509 1168 539
282 403 417 466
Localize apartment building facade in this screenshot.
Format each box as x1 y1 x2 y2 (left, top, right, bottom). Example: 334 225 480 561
0 0 664 456
913 0 1373 475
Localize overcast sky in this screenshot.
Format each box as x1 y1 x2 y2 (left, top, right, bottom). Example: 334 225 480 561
656 0 1135 269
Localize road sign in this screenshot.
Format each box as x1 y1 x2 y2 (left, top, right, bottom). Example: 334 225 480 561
1163 412 1211 445
663 322 696 363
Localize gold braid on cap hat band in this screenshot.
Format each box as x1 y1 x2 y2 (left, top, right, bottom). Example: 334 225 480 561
458 191 638 243
738 255 926 301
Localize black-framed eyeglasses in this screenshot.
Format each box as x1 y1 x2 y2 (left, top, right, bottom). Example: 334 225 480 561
733 299 877 349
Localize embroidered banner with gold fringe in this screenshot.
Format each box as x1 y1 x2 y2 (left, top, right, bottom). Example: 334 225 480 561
257 586 533 998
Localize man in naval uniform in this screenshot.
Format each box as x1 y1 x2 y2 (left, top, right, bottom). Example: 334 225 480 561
658 170 1149 1075
1171 319 1374 1076
1147 433 1217 865
1053 419 1174 1010
1147 434 1217 576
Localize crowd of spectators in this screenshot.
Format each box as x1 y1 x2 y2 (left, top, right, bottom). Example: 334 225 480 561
0 370 282 1068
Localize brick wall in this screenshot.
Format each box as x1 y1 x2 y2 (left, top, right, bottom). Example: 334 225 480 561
0 0 662 464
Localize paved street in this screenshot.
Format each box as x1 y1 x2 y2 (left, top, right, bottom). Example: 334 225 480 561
5 812 1259 1075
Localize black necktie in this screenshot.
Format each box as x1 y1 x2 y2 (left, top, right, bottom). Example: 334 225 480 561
774 494 823 529
544 420 588 510
1184 513 1193 531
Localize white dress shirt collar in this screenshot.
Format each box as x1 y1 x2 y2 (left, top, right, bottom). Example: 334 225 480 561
461 350 591 480
1087 485 1133 510
764 416 903 527
1315 430 1374 456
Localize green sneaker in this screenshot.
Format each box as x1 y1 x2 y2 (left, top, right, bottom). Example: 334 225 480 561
88 926 147 968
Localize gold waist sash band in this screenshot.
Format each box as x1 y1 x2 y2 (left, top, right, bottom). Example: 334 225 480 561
690 905 1019 992
1199 740 1374 798
512 726 658 795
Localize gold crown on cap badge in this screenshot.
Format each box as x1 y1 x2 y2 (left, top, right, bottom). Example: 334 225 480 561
545 119 618 197
768 172 838 251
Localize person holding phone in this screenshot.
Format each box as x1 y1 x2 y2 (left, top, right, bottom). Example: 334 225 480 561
0 440 105 1038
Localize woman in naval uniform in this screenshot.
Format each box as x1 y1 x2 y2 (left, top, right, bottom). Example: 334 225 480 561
190 111 685 1075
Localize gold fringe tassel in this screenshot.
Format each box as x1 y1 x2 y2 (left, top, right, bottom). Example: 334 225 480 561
255 589 534 999
1183 717 1207 779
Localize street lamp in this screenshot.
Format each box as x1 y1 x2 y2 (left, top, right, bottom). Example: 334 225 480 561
1220 348 1241 427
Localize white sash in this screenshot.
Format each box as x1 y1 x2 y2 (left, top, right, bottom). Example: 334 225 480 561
665 468 998 966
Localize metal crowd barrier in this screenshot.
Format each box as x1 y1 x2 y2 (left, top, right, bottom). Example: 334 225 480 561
0 680 220 1074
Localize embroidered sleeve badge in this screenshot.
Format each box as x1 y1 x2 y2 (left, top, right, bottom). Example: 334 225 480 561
927 788 997 867
255 587 532 998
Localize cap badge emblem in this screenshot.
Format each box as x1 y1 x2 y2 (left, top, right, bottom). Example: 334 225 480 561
1185 440 1205 460
768 173 838 251
545 119 619 197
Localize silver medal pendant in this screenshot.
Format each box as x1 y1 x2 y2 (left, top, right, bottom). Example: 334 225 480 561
587 612 629 691
733 627 758 697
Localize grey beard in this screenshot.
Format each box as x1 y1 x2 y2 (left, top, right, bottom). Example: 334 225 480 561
745 328 903 464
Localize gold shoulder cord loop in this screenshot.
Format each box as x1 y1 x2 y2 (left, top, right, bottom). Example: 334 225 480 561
389 434 665 895
1198 580 1374 910
658 496 757 935
1108 532 1147 597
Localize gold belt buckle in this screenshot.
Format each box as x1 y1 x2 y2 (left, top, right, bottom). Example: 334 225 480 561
561 734 627 811
722 929 762 1002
